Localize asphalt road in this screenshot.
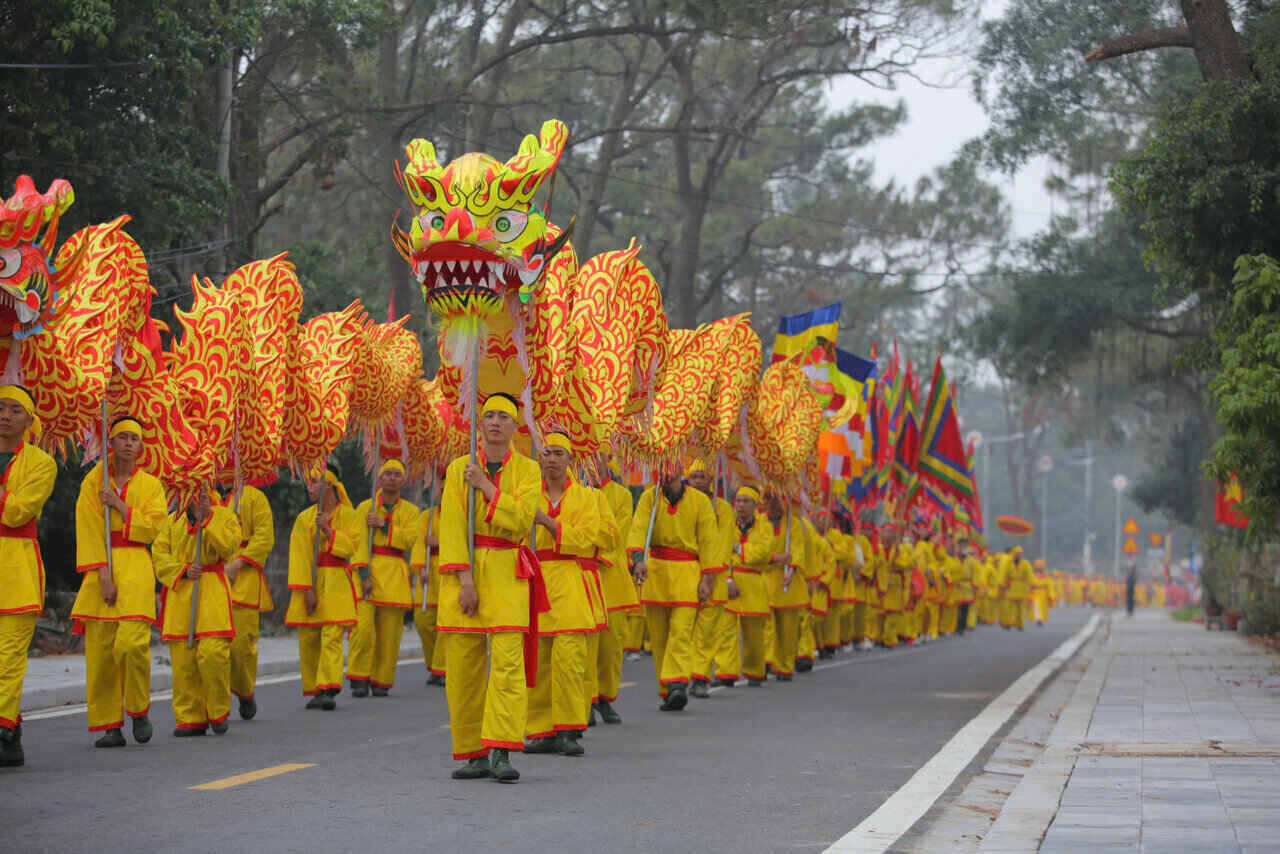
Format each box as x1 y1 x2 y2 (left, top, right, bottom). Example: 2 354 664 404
3 607 1092 854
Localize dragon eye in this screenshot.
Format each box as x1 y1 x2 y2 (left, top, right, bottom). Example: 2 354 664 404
0 249 20 279
492 211 528 240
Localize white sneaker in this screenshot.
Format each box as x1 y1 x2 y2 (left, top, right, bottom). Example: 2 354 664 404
624 652 643 662
858 639 873 651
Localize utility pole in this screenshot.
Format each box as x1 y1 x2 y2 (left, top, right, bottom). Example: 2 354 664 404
1112 474 1127 579
1037 455 1053 561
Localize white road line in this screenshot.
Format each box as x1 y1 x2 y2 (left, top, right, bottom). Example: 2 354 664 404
823 614 1101 854
21 654 432 723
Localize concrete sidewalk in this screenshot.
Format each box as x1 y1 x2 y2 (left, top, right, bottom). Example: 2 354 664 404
977 609 1280 854
21 630 425 713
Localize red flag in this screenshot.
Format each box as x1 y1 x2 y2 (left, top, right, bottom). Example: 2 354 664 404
1215 474 1249 529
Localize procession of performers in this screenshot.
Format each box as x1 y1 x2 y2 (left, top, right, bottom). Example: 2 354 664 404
2 383 1103 777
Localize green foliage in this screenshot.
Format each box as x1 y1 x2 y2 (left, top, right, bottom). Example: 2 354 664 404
1110 10 1280 302
1206 253 1280 538
1169 604 1201 622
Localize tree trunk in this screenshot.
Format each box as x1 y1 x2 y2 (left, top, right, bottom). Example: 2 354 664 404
1179 0 1253 81
574 54 642 256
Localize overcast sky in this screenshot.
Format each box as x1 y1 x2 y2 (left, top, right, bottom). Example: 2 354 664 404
826 0 1055 240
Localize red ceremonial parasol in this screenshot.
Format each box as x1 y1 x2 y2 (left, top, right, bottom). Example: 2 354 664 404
995 514 1034 536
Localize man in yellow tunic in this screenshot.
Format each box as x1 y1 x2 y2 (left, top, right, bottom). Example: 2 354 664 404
762 492 807 679
877 524 912 648
438 393 541 784
1000 547 1033 629
348 458 419 697
524 432 600 757
628 469 718 710
593 469 637 724
952 537 979 635
154 491 242 736
0 386 56 767
410 483 446 685
72 415 168 748
688 461 737 695
726 486 777 686
214 476 274 721
285 463 361 710
854 526 880 650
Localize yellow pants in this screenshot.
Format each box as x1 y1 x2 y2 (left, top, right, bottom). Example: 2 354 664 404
739 615 767 681
230 607 259 700
298 624 346 695
867 608 883 643
925 602 940 639
444 630 526 759
979 598 998 624
820 610 841 651
1000 599 1025 628
882 611 902 647
413 605 447 676
793 612 814 665
347 602 405 689
169 637 231 730
0 613 36 730
527 633 588 738
840 602 855 645
852 602 867 642
764 609 777 666
940 605 958 635
966 601 979 629
624 611 647 652
692 603 740 682
770 609 802 676
596 611 626 702
584 630 600 708
645 604 696 696
82 619 151 732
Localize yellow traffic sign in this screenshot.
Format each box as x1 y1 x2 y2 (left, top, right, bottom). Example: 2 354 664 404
1123 536 1140 555
1149 533 1163 547
1123 517 1140 535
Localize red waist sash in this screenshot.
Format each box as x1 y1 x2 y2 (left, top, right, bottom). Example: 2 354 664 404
469 534 548 687
0 520 37 539
317 553 346 568
649 545 697 562
110 531 147 549
372 546 404 558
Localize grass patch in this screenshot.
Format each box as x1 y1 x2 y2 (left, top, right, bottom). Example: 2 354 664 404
1171 605 1202 622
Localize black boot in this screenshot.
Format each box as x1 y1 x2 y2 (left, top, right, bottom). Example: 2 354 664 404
796 657 813 673
588 704 598 727
173 726 207 737
659 683 688 711
131 715 154 743
350 679 369 698
426 673 445 686
238 697 257 720
1 724 23 767
556 731 584 757
94 728 126 748
490 748 520 783
371 685 389 697
305 693 326 710
319 689 337 711
597 699 623 724
210 719 229 735
716 677 736 688
689 679 710 699
451 756 492 780
524 736 557 754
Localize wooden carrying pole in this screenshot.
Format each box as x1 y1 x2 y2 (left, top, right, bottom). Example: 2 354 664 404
100 401 114 585
186 518 203 649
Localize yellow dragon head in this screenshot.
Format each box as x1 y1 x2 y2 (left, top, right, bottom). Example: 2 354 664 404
0 176 83 340
392 119 571 320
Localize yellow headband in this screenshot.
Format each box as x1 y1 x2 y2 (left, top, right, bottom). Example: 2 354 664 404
379 458 406 477
543 433 571 453
685 459 707 476
481 395 519 420
736 486 761 504
0 385 40 440
109 418 145 440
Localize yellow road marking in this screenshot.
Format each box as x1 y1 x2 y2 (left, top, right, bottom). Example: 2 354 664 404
190 763 315 791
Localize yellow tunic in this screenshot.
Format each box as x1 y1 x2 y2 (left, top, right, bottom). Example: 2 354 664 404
826 528 855 603
954 556 979 604
351 493 420 608
706 496 737 604
726 512 775 617
437 449 541 633
598 480 639 613
534 480 601 634
855 535 878 607
216 485 275 611
764 513 810 610
154 507 243 640
808 521 836 616
72 463 168 625
284 502 362 627
626 485 719 607
0 442 56 616
409 505 441 606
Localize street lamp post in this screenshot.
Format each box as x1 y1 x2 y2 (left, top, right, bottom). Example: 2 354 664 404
1037 455 1053 561
1112 474 1127 579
